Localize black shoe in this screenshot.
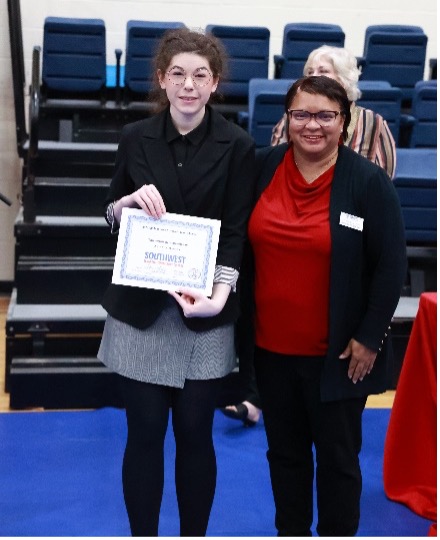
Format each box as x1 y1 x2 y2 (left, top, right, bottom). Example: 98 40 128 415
220 403 257 427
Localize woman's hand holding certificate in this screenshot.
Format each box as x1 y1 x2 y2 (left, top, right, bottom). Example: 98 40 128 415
168 283 231 318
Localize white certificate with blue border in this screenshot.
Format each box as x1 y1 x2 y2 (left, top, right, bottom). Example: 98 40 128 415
112 208 221 296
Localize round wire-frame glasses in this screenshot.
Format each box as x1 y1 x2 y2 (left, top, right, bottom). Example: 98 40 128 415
166 67 212 87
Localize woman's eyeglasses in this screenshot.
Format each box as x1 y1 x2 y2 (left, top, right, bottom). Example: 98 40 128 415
166 67 212 87
287 110 341 126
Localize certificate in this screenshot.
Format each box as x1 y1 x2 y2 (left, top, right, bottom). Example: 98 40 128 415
112 208 221 296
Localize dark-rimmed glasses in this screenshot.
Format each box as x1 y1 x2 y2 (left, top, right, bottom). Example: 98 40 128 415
166 66 212 87
287 110 341 126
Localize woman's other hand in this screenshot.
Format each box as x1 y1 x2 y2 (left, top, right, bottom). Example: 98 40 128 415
339 338 377 384
113 184 166 222
168 283 231 318
131 184 166 219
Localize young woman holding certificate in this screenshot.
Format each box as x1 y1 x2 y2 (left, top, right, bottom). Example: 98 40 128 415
98 28 255 537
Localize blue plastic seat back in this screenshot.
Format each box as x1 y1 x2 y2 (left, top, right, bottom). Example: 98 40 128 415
356 84 403 141
42 17 106 93
206 25 270 99
357 80 392 90
248 78 295 147
279 23 345 79
394 148 437 244
410 80 437 148
360 25 427 101
124 20 185 95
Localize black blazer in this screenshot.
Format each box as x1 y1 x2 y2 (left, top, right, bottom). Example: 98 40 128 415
238 143 407 401
102 106 256 331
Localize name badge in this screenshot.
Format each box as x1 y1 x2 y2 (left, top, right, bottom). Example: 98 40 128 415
339 212 364 231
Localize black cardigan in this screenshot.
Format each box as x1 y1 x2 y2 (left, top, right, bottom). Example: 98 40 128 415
237 143 407 402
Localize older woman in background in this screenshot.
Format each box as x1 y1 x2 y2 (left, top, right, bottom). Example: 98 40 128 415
271 45 396 178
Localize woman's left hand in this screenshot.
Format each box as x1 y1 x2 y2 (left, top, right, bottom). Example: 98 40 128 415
168 283 231 319
339 338 378 384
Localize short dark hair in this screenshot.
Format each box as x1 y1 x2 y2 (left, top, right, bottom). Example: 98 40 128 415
150 27 228 110
285 76 351 140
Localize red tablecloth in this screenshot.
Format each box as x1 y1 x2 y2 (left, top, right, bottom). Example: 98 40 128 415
384 292 437 535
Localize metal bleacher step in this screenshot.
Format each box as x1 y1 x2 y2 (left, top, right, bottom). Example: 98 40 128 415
389 295 420 389
5 291 421 409
8 355 240 410
9 356 121 409
5 289 109 405
23 139 118 162
23 139 117 178
15 255 114 304
392 295 420 321
14 209 117 257
6 288 107 334
30 176 111 216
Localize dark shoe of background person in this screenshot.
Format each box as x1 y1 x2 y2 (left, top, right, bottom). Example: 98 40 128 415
220 401 260 427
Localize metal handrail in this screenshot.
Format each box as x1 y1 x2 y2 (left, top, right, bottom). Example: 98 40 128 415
23 45 41 223
7 0 28 157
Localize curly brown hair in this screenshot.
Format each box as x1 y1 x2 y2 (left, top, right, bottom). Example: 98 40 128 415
150 27 228 111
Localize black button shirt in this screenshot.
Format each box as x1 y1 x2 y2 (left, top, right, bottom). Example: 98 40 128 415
165 108 210 200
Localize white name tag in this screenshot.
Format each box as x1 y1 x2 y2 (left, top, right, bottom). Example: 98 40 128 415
339 212 364 231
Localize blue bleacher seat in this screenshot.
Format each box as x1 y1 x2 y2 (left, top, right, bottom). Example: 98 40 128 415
244 78 295 147
429 58 437 80
394 148 437 244
356 81 403 142
274 23 345 79
124 20 185 99
357 80 392 90
42 17 106 97
358 25 428 102
407 80 437 148
205 25 270 102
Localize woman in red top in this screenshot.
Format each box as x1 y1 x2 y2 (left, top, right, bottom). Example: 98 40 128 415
222 46 396 429
238 77 406 536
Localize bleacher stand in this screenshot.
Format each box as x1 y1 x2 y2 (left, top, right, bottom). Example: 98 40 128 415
206 24 270 120
122 20 185 104
4 13 437 409
400 80 437 148
393 148 437 296
358 25 428 103
274 23 345 79
241 78 294 147
41 17 107 102
356 80 403 142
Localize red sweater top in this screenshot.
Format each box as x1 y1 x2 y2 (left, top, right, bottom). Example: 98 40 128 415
248 149 334 355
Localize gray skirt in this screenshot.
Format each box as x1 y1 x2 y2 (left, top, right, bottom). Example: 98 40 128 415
98 297 236 388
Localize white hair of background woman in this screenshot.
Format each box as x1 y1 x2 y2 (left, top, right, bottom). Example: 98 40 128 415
303 45 362 102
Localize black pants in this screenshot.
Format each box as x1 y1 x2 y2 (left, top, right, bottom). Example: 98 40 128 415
236 317 262 409
118 375 222 537
254 347 367 537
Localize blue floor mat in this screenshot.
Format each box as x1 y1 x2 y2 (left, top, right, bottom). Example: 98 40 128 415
0 408 433 536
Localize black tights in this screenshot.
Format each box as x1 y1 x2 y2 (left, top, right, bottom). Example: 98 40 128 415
119 375 222 537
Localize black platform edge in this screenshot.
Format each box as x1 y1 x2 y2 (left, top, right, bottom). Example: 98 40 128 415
15 257 113 304
9 360 123 410
389 295 420 389
0 281 14 294
14 209 110 237
6 289 107 334
406 245 437 260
